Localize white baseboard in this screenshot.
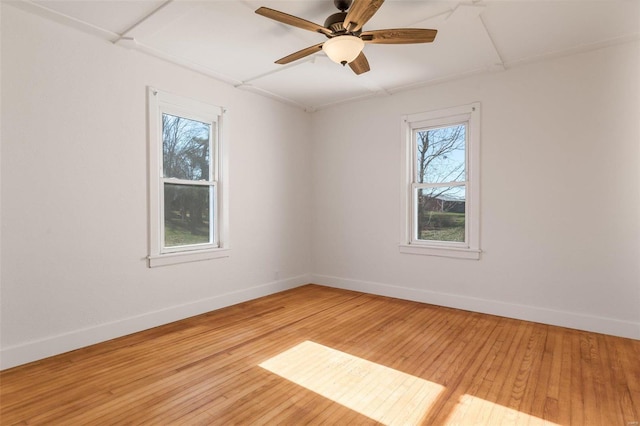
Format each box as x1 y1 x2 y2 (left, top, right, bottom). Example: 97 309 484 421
0 275 310 370
311 274 640 340
4 273 637 370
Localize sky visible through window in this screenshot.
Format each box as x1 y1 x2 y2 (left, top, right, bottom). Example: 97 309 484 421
416 123 466 191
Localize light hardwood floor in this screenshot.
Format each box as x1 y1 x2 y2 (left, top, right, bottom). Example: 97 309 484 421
1 285 639 425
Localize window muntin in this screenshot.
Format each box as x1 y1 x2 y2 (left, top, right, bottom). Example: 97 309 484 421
147 88 228 267
400 103 480 259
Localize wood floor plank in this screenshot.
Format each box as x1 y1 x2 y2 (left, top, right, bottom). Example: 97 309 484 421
1 284 638 425
605 334 640 424
539 327 562 422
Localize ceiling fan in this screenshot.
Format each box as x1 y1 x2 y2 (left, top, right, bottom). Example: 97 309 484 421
255 0 437 75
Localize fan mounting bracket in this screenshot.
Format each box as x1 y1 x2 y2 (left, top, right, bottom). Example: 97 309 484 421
334 0 352 12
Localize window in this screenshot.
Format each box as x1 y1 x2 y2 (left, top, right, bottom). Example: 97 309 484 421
400 103 480 259
147 88 229 267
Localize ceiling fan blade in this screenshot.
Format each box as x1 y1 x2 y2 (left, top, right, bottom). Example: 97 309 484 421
361 28 437 44
348 52 370 75
343 0 385 32
256 7 332 36
275 43 325 65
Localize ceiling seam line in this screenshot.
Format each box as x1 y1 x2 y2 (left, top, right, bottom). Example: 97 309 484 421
478 14 505 70
112 0 174 44
240 57 317 85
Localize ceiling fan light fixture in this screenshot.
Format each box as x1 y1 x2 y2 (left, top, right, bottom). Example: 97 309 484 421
322 35 364 65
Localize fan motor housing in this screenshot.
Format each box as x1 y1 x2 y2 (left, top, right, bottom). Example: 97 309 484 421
324 12 347 34
324 12 362 36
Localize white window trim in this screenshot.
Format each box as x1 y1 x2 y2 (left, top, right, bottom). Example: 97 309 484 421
147 87 229 267
399 102 481 260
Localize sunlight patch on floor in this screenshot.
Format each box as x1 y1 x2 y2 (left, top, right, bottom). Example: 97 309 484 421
447 394 559 425
259 340 444 425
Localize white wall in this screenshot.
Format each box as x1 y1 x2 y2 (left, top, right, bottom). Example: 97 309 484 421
0 4 312 369
310 41 640 339
2 3 639 371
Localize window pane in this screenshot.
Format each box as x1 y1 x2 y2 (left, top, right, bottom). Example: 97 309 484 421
415 124 465 184
416 186 465 242
164 183 213 248
162 113 211 181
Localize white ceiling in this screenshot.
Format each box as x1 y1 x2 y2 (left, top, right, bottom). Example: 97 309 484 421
9 0 640 111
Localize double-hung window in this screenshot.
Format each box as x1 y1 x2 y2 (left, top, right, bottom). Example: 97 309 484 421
400 102 480 259
147 88 229 267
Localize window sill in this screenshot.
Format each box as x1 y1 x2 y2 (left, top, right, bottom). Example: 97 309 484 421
399 244 481 260
148 248 230 268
